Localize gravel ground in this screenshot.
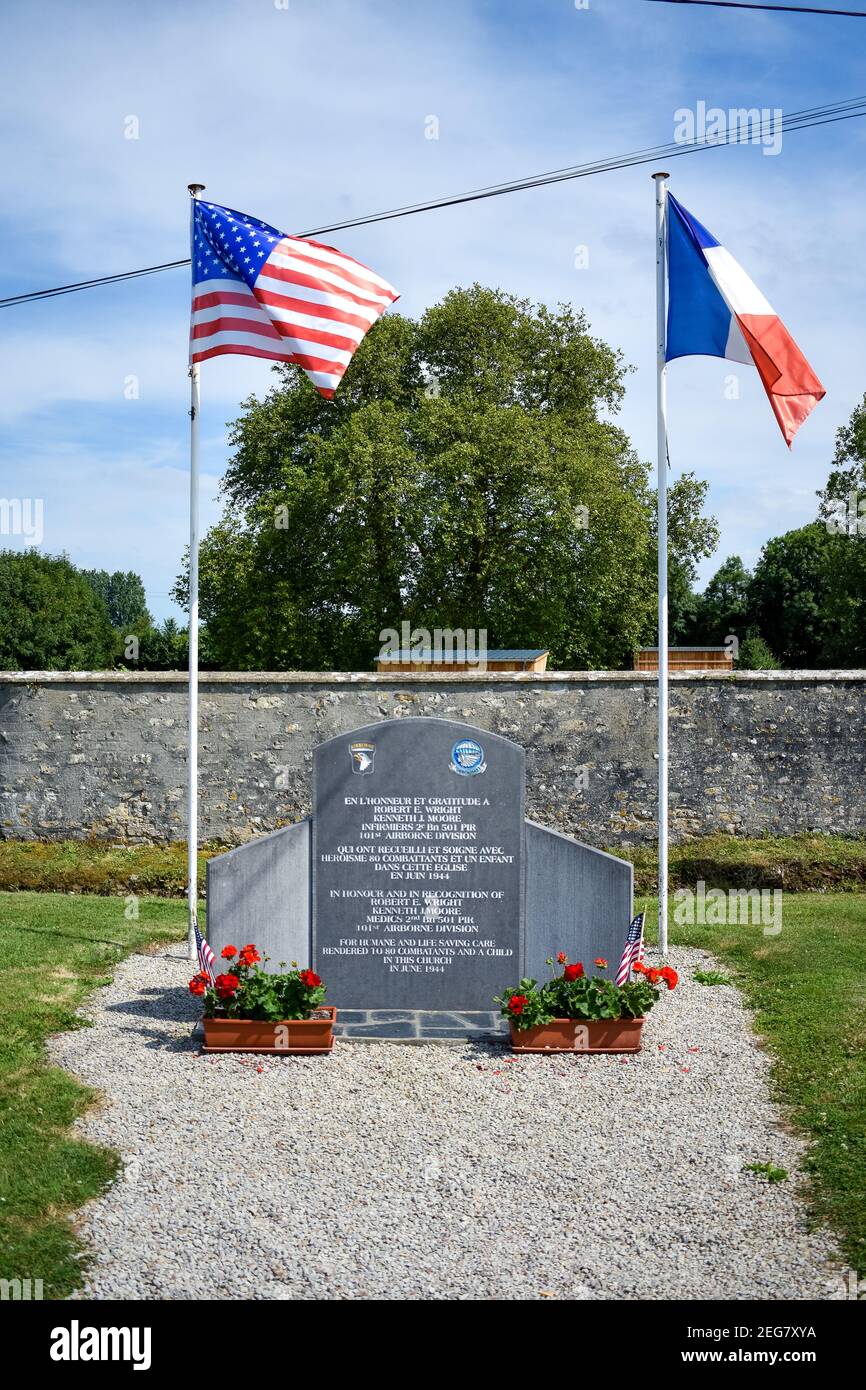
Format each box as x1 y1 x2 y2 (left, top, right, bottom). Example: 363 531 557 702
49 945 845 1301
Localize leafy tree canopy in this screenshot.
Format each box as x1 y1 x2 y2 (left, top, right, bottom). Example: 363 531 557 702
125 618 217 672
81 568 151 630
672 392 866 669
818 391 866 518
699 555 753 643
0 550 117 670
735 634 781 670
750 522 866 667
182 285 717 670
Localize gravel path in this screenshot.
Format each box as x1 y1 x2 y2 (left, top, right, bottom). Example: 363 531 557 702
50 945 844 1301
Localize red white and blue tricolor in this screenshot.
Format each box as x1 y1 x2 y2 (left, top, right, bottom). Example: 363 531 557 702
190 200 399 397
666 193 824 445
615 911 646 987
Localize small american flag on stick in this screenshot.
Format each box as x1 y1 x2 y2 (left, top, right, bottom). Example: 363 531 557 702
616 911 646 986
190 199 399 396
195 923 216 985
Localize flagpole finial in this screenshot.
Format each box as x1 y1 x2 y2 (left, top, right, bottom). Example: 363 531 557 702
652 171 670 180
188 183 206 197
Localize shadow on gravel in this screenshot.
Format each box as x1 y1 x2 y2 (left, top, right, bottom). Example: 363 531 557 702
104 985 199 1025
115 1024 199 1052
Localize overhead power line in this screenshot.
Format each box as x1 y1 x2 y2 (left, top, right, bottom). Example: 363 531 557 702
2 95 865 311
644 0 866 16
0 258 190 308
300 96 866 236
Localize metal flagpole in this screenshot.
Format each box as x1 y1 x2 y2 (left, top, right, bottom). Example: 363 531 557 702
187 181 205 962
653 171 670 957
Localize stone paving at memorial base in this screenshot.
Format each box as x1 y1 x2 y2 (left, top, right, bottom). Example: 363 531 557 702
50 945 846 1302
333 1009 507 1040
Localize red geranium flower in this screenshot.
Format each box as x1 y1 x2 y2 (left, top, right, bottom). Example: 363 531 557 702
509 993 528 1015
632 960 647 975
238 944 261 965
564 962 584 982
299 969 321 988
221 944 237 959
594 957 608 968
646 968 662 985
660 966 679 990
188 974 207 997
557 952 568 965
215 972 239 999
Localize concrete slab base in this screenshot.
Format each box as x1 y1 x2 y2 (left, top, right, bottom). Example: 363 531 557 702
333 1009 508 1042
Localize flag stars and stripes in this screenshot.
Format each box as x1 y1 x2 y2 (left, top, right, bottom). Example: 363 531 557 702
615 911 646 986
190 198 399 396
195 924 216 985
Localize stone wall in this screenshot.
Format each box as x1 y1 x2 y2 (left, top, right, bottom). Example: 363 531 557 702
0 670 863 847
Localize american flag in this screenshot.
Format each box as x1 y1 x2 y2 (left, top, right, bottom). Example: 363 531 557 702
189 199 399 397
615 911 646 986
195 923 216 985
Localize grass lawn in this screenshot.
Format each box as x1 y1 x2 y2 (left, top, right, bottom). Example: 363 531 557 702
0 891 188 1299
624 832 866 894
644 892 866 1278
1 832 865 897
0 840 216 898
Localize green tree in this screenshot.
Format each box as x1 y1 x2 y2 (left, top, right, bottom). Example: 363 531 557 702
114 618 218 672
735 634 781 670
81 569 151 630
647 471 720 647
698 555 753 643
748 523 849 667
184 286 717 670
818 391 866 522
814 395 866 665
666 558 702 646
0 551 117 669
133 618 185 670
671 554 775 656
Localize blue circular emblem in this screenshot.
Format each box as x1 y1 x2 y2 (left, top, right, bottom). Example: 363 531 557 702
451 738 485 775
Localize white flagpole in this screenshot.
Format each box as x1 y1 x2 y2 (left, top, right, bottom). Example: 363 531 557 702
187 181 205 962
653 171 670 957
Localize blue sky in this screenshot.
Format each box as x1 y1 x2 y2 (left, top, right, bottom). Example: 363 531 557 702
1 0 864 622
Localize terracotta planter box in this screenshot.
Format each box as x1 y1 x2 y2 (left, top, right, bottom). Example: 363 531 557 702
202 1007 336 1055
509 1016 645 1054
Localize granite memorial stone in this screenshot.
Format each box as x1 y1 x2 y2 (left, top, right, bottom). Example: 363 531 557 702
312 718 524 1010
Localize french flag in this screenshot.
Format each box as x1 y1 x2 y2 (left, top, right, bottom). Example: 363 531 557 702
666 193 824 446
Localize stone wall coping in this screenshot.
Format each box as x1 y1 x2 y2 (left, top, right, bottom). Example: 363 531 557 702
2 669 865 686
